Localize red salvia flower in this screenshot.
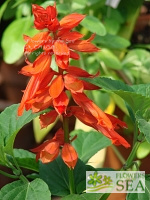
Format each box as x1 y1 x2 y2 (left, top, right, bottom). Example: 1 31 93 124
18 2 130 169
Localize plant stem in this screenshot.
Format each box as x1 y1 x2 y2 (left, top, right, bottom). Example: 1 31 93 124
63 116 69 143
133 122 138 146
19 174 29 184
68 168 75 194
111 145 126 165
0 169 18 179
63 116 75 194
121 141 141 170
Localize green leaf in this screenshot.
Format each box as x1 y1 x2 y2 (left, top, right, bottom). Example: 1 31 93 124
1 17 38 64
39 157 86 196
122 49 150 84
71 130 111 163
0 178 51 200
81 16 106 36
82 77 150 114
0 104 40 156
126 174 150 200
61 193 103 200
136 112 150 143
13 149 39 172
97 49 122 69
57 4 70 14
94 34 130 49
137 141 150 159
0 0 11 19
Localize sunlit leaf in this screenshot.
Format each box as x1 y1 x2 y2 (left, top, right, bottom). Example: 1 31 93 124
71 130 111 163
0 178 51 200
81 16 106 36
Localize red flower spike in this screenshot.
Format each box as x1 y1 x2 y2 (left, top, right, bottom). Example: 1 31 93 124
59 31 84 41
32 3 59 31
106 113 128 129
69 106 130 148
31 89 53 113
24 32 50 53
18 56 52 115
72 92 113 129
64 74 84 93
40 110 58 128
61 143 78 169
40 141 60 163
68 39 99 52
53 91 69 114
49 75 64 98
53 40 70 69
59 13 86 30
52 128 64 145
70 51 80 60
66 66 100 78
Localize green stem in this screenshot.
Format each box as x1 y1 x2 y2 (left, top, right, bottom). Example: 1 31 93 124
122 141 141 170
63 116 75 194
133 122 138 146
19 174 29 184
0 169 18 179
111 145 126 165
68 168 75 194
63 116 70 143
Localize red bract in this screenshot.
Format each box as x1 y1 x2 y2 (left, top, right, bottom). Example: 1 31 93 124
32 3 59 31
18 2 130 169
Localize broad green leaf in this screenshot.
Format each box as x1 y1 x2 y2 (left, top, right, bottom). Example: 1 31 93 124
81 16 106 36
0 104 40 156
1 17 38 64
2 0 17 20
0 0 11 19
82 77 150 114
94 34 130 49
122 49 150 84
131 84 150 98
136 112 150 143
13 149 39 172
0 178 51 200
126 174 150 200
97 49 122 69
71 130 111 163
61 193 103 200
137 141 150 159
39 157 86 196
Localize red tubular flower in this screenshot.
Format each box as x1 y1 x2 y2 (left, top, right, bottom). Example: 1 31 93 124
61 143 78 169
32 3 59 31
31 128 64 163
18 2 130 171
69 106 130 148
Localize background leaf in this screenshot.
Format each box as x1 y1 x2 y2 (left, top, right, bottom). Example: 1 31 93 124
13 149 39 172
1 17 38 64
94 34 130 50
81 16 106 36
0 178 51 200
61 193 103 200
126 174 150 200
0 104 41 156
71 130 111 164
97 49 122 70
